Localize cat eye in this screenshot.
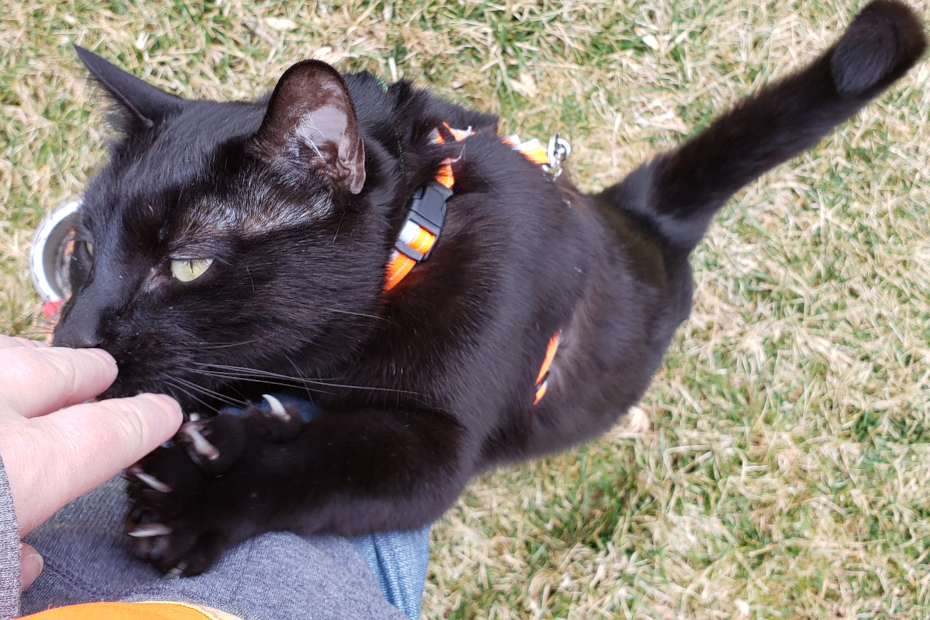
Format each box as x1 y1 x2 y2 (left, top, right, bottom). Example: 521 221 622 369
170 258 214 283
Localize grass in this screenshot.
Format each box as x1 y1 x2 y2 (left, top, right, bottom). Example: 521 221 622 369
2 0 929 617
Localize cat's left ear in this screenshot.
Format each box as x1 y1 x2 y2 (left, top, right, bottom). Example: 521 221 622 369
75 45 184 134
250 60 365 194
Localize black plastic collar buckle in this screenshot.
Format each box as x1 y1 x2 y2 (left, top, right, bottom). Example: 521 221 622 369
394 181 452 261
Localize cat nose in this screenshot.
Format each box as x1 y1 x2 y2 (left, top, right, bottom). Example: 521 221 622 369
54 325 103 349
53 316 104 349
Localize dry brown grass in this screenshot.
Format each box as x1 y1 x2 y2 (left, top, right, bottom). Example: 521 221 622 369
2 0 930 617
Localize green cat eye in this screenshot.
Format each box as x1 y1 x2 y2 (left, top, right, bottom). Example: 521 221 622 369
171 258 213 283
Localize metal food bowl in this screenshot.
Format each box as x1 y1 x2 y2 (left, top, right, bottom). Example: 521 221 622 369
29 199 82 304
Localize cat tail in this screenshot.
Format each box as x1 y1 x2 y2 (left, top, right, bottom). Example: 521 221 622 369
599 0 926 255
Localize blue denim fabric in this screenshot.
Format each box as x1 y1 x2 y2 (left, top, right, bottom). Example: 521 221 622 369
350 528 431 619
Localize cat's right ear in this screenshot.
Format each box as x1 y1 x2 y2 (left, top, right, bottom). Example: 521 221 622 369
75 45 183 135
249 60 366 195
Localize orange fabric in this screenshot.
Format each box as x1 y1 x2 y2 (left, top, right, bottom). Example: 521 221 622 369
502 135 551 166
533 380 548 405
520 145 549 165
384 229 436 291
22 601 242 620
435 162 454 189
384 253 416 290
532 332 560 405
441 122 474 142
433 124 474 189
409 229 436 254
535 332 560 385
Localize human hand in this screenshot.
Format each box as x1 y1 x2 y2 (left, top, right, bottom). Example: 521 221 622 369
0 336 182 590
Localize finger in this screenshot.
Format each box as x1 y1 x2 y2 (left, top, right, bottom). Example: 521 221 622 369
0 346 117 418
7 393 182 535
0 336 43 350
20 543 43 591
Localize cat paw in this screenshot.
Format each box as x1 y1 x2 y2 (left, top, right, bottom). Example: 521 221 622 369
831 0 926 97
125 395 304 576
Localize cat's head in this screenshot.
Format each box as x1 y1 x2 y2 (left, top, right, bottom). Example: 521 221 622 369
53 47 387 406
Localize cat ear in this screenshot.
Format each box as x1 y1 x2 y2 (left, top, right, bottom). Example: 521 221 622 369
75 45 183 134
250 60 366 195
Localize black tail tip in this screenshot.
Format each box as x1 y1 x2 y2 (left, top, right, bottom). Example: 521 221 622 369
831 0 927 97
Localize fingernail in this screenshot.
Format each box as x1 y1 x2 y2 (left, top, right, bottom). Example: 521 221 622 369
141 394 183 419
149 393 181 411
20 551 43 591
85 348 116 365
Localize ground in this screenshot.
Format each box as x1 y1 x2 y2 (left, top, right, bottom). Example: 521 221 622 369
2 0 930 618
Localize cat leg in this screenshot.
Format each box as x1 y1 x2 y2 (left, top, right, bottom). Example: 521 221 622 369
126 403 468 576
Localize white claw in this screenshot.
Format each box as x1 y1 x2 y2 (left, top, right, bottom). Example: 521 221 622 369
262 394 290 420
184 426 220 461
162 563 186 580
132 469 172 493
188 413 201 422
129 524 172 538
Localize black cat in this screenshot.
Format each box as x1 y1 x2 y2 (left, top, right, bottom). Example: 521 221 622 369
53 1 925 575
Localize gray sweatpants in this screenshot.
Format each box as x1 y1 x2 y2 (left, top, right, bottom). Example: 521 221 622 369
19 476 429 619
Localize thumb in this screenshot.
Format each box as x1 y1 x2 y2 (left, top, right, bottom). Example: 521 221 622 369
20 543 42 591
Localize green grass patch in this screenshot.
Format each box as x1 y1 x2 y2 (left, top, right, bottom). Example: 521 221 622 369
3 0 930 617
